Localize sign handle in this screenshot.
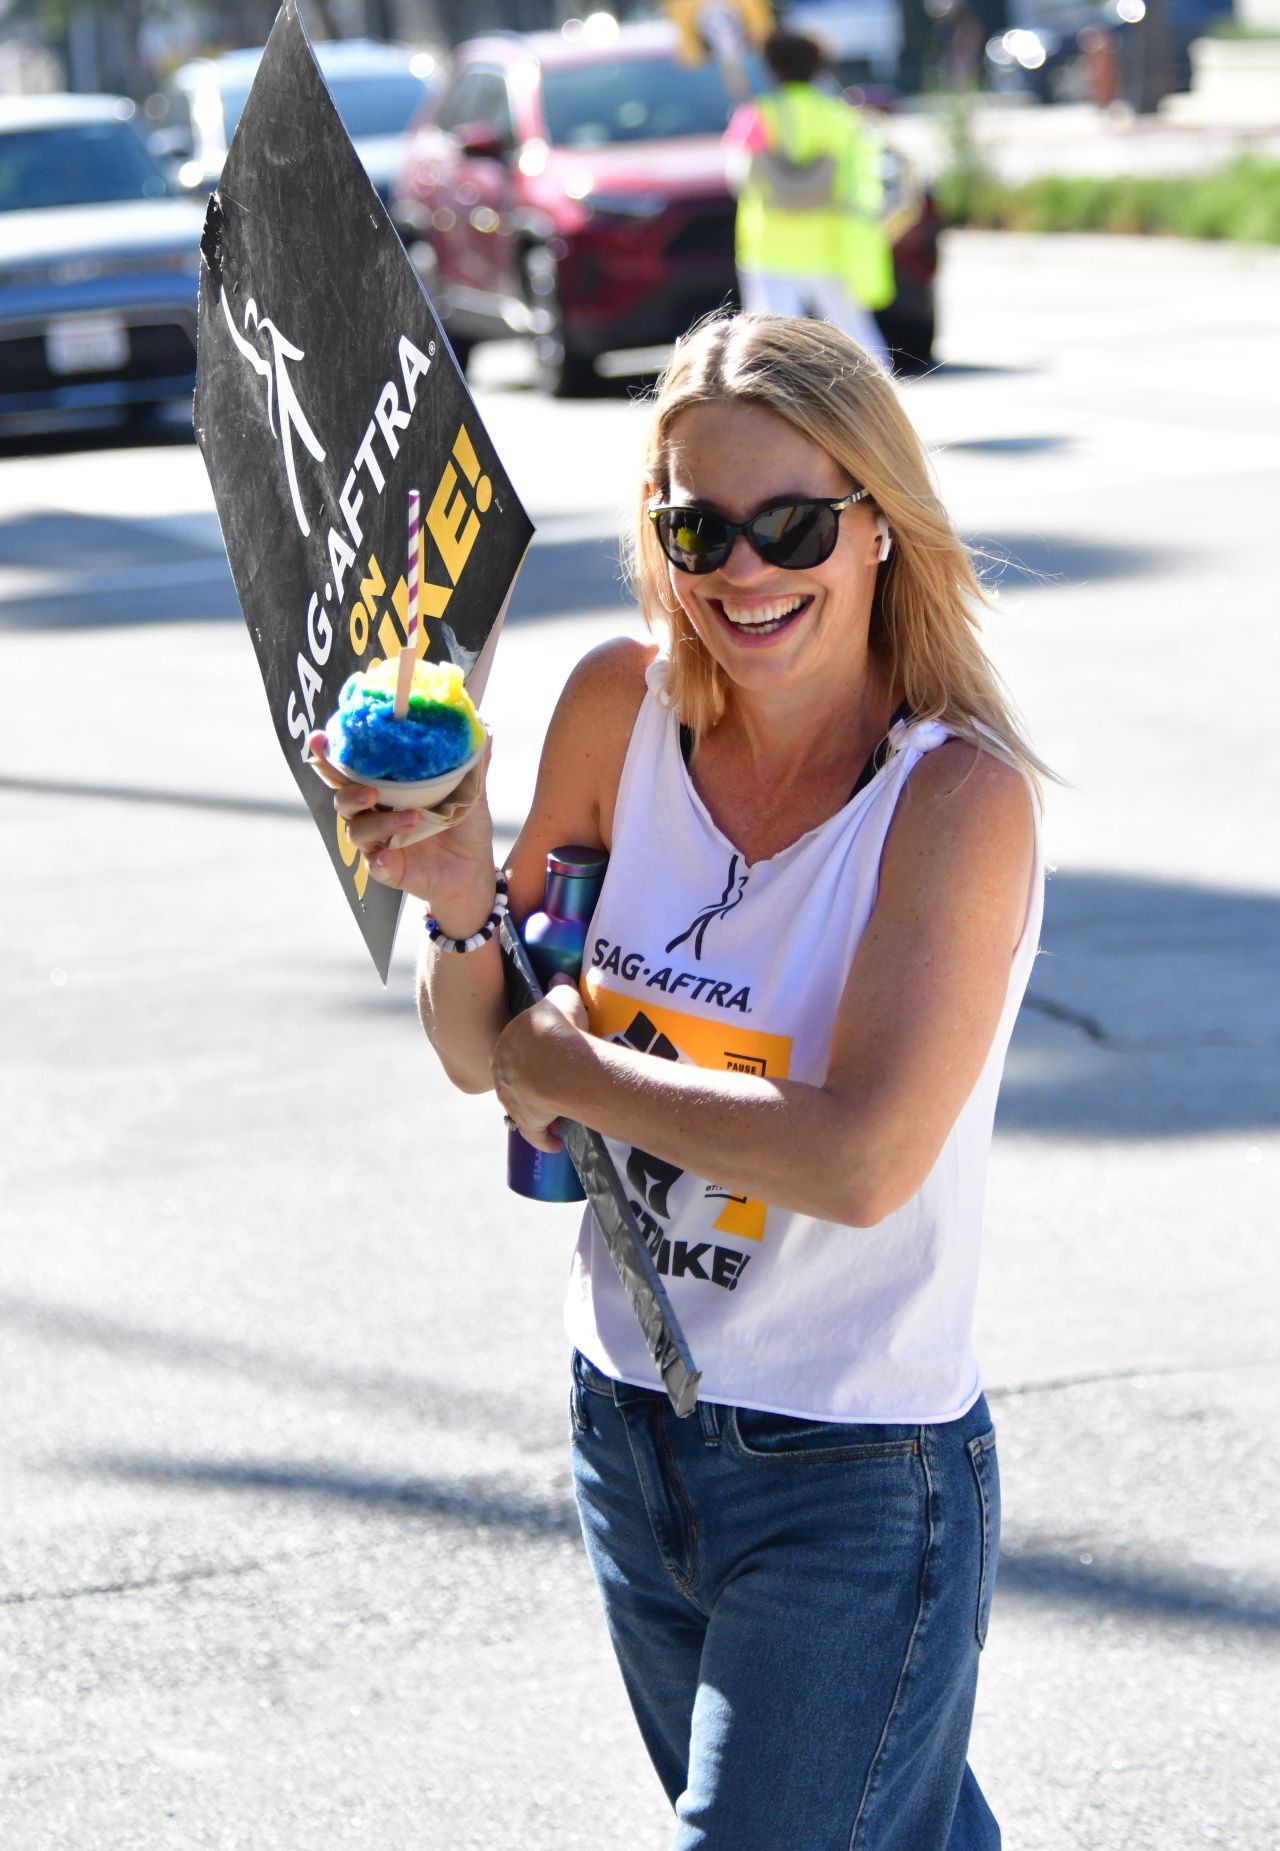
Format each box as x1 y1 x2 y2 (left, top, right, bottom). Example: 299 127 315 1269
499 916 701 1416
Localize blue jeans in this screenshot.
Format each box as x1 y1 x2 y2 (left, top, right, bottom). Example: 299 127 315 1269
570 1351 1001 1851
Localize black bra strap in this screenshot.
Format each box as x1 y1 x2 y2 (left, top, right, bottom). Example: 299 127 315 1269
679 699 914 802
849 697 914 800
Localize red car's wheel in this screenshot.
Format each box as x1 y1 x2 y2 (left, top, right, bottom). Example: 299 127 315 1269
522 245 597 398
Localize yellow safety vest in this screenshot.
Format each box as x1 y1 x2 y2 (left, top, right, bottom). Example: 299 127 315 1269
735 84 895 312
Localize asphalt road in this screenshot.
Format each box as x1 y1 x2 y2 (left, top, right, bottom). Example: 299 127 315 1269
2 231 1278 1851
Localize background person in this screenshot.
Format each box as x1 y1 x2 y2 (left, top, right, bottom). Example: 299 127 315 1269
312 313 1047 1849
724 29 896 366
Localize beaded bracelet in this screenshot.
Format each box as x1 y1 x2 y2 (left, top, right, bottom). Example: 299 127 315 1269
423 871 509 953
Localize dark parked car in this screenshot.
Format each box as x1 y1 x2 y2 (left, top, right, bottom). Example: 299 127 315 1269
0 95 205 439
148 38 441 208
392 21 936 394
983 0 1231 107
982 16 1099 101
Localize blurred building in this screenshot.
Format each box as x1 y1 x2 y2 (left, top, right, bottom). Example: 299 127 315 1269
426 0 567 34
2 0 580 98
0 30 63 94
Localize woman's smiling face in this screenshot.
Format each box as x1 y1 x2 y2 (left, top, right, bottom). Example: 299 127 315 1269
660 399 883 705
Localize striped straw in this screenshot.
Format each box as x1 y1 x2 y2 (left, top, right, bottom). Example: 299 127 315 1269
406 487 421 644
393 487 422 719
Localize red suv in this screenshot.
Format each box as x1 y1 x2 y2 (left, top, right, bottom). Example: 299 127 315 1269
391 22 756 395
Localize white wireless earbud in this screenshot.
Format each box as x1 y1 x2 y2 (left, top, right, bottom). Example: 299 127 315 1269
875 516 893 564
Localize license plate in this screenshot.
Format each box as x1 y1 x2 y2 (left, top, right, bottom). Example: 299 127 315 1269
45 316 129 375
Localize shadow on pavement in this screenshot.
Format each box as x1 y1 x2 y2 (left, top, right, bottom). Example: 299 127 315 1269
946 436 1073 456
0 508 212 574
3 369 1186 637
0 506 236 630
909 360 1045 382
0 514 628 630
76 1453 581 1540
497 531 629 622
973 528 1186 590
0 1291 519 1434
59 1450 1280 1636
1004 870 1279 1138
0 771 300 817
996 1545 1280 1635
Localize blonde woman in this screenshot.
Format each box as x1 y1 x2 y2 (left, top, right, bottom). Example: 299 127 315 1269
317 314 1045 1849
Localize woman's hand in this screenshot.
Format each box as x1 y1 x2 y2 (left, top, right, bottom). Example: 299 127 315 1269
307 729 497 928
491 978 591 1152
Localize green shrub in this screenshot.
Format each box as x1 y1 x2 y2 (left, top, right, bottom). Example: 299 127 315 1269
934 90 999 224
939 156 1280 245
1204 18 1280 37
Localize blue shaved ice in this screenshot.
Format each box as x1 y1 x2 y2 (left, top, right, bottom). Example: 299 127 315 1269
326 661 482 782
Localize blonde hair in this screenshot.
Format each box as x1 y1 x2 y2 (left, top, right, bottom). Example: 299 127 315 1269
627 313 1053 791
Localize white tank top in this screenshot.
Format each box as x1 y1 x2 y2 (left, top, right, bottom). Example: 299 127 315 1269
565 654 1044 1423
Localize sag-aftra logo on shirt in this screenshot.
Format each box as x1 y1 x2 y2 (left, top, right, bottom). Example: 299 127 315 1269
587 853 755 1014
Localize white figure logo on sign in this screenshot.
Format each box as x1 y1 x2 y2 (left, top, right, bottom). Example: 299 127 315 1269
220 287 327 536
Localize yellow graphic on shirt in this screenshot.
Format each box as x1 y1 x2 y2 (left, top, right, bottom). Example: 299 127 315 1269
584 980 793 1242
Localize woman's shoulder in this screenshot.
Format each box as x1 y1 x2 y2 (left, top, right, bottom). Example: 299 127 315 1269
528 636 660 853
511 639 657 890
556 634 659 735
883 737 1036 945
898 735 1033 832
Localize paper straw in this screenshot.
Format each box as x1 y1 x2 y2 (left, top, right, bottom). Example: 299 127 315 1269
393 488 420 718
406 487 420 642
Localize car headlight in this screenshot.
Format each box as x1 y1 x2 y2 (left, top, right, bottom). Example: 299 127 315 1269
1005 28 1049 69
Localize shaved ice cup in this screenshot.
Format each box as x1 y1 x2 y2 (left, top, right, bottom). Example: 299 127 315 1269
328 728 489 849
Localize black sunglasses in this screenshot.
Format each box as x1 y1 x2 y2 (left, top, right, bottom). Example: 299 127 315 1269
647 489 869 575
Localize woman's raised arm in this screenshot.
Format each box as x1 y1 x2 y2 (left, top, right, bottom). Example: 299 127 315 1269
406 635 650 1093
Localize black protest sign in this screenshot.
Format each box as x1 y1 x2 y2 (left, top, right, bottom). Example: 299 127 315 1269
194 1 533 981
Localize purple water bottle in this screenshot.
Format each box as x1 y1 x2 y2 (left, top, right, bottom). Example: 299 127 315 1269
507 845 608 1202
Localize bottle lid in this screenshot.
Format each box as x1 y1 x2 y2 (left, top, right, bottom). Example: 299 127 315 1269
547 844 608 878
